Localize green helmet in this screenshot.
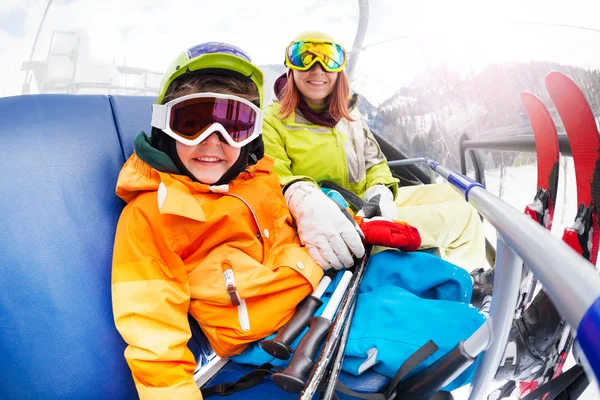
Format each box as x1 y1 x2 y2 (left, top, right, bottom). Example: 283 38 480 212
156 42 264 107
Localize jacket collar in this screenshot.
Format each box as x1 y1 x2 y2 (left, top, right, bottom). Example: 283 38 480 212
156 157 274 222
117 150 274 222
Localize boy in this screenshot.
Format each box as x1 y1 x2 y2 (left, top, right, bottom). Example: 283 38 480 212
112 42 326 399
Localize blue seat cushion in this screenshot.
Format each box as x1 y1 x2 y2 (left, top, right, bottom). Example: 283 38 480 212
0 94 137 399
110 95 154 158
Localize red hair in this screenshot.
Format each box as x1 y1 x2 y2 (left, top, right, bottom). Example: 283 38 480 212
278 70 354 121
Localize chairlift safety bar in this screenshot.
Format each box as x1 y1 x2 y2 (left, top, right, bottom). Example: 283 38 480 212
387 157 600 398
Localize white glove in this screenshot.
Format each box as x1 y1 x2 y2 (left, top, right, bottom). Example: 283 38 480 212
285 181 365 270
360 185 399 220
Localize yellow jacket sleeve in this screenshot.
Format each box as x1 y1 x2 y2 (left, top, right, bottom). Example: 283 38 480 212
112 204 201 400
262 115 317 189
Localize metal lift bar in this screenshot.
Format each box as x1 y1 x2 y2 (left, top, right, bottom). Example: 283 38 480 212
458 133 572 183
420 158 600 399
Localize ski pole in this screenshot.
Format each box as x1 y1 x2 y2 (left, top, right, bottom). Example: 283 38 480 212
320 299 356 400
299 247 372 400
260 270 336 360
271 269 354 393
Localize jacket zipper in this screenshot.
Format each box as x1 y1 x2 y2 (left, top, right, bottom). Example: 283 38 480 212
332 127 341 147
226 193 267 258
222 268 250 331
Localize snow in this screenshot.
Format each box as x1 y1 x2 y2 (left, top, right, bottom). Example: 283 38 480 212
379 95 417 112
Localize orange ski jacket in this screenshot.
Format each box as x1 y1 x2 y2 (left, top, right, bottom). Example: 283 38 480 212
112 152 323 399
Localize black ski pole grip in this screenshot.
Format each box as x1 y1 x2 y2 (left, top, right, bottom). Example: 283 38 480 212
260 295 323 360
271 316 332 393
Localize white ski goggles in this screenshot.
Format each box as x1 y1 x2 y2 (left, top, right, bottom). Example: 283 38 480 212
151 92 263 147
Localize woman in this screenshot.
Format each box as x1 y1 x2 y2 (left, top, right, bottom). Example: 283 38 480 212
262 30 485 271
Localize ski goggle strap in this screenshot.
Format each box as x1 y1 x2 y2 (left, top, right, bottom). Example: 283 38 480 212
151 93 263 148
285 40 347 73
187 42 252 62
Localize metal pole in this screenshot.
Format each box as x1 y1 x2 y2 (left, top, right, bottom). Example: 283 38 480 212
460 135 572 157
299 247 372 399
321 303 355 400
22 0 54 94
468 236 522 400
425 159 600 385
346 0 369 81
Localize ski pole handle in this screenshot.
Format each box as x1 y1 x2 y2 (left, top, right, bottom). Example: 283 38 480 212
260 272 334 360
259 296 323 360
271 271 353 393
300 247 372 400
271 316 332 393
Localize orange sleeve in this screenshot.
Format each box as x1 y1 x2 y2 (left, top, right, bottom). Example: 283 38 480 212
112 203 201 400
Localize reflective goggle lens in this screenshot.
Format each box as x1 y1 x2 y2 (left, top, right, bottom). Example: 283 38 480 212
170 97 257 143
286 41 346 72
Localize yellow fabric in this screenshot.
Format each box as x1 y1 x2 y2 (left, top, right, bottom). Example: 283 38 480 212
308 103 327 112
262 102 399 197
112 153 323 399
136 380 203 400
394 183 485 270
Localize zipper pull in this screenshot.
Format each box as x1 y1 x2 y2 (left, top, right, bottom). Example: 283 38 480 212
332 128 341 146
223 268 241 306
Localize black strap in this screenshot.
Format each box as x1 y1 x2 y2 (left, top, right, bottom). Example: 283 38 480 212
521 365 586 400
327 340 440 400
554 367 589 400
201 363 281 397
384 340 439 399
202 341 441 399
320 180 366 210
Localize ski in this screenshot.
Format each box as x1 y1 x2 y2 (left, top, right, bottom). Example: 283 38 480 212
494 73 600 400
521 92 560 231
546 71 600 264
490 92 561 400
519 92 560 313
530 71 600 397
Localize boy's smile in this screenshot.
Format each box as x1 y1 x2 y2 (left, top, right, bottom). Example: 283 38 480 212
176 132 241 184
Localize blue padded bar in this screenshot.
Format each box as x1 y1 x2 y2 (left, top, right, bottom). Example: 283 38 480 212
577 296 600 383
0 95 137 399
109 95 154 158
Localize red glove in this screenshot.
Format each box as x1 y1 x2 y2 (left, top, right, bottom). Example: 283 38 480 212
355 216 422 251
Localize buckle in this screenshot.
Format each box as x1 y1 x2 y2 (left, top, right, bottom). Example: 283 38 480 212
214 382 235 396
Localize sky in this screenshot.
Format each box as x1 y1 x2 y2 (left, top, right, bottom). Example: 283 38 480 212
3 0 600 105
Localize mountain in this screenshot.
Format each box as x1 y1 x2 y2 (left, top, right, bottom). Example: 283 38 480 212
364 61 600 170
259 64 286 105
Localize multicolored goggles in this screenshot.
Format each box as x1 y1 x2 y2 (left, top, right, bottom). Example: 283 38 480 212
151 93 263 147
284 40 347 73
